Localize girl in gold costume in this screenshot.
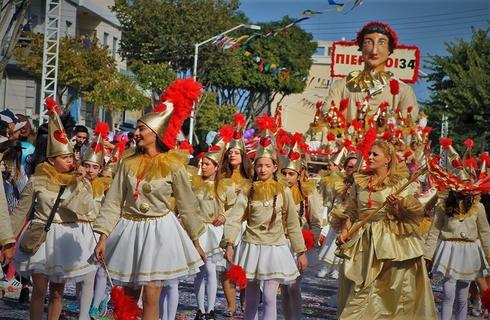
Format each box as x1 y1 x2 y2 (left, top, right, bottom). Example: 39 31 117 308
223 117 307 320
94 79 206 320
333 139 437 319
11 99 97 320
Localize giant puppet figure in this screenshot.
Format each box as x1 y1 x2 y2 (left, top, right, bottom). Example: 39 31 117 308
325 22 418 122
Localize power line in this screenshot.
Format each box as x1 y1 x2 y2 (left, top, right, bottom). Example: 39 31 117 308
300 7 489 26
304 13 489 29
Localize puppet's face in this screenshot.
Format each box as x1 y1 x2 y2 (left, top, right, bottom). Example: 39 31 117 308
361 32 390 71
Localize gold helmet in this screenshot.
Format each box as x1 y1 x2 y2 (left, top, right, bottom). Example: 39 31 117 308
45 97 73 158
205 124 234 165
254 114 277 161
82 121 109 167
228 113 246 153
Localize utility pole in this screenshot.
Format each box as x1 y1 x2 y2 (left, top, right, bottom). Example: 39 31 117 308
439 106 449 167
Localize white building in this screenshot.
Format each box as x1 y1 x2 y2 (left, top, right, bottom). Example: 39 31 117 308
0 0 125 127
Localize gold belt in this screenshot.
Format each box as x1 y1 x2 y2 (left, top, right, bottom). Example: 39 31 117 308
122 212 166 221
444 238 475 243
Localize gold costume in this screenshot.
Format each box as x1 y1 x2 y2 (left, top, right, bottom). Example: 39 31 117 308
331 163 437 319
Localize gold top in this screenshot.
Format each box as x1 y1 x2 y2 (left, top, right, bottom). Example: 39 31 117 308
346 70 393 96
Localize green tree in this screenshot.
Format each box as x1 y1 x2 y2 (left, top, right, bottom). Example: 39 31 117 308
423 23 490 153
14 33 117 109
195 92 236 141
131 61 176 103
112 0 243 71
200 17 317 120
85 73 151 112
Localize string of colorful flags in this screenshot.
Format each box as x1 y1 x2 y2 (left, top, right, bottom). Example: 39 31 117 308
211 0 366 79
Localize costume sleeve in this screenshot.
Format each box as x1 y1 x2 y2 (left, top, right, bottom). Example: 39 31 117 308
307 190 323 240
222 183 238 218
0 177 17 245
329 184 358 232
61 179 94 218
172 166 205 240
222 191 247 247
476 203 490 257
284 188 307 253
93 163 127 236
399 83 418 119
423 206 444 260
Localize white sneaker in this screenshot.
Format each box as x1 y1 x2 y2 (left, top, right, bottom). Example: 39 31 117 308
0 277 22 298
317 267 328 278
328 270 339 279
470 298 482 317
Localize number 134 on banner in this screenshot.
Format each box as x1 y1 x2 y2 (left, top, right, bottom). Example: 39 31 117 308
330 41 420 83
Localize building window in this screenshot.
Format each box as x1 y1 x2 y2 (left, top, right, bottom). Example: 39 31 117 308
103 32 109 46
327 46 333 57
112 37 118 58
314 46 325 57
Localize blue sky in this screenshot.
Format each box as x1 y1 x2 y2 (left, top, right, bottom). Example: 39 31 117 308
238 0 490 101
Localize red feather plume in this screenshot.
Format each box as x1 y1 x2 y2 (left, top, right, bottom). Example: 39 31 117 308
302 229 315 251
94 121 110 139
226 264 248 289
160 78 202 149
439 137 452 150
255 114 276 133
117 140 126 157
315 100 323 110
45 96 61 115
382 131 392 140
111 286 142 320
357 127 377 160
219 124 234 143
233 113 246 128
407 106 413 113
179 140 194 154
327 132 336 141
389 79 400 95
378 101 389 112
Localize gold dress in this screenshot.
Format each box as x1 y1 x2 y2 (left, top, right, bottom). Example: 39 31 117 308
332 163 437 319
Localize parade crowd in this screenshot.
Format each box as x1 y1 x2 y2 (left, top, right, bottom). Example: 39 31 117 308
0 21 489 320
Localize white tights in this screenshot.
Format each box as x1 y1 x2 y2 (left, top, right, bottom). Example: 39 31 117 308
159 280 179 320
441 277 470 320
76 270 96 320
91 266 108 309
193 260 218 313
244 280 280 320
281 277 302 320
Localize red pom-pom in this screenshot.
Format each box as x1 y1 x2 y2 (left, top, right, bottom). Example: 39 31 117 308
94 120 110 139
339 98 349 112
302 229 315 251
407 106 413 113
315 100 323 110
344 139 352 148
233 113 246 128
464 158 478 169
327 132 336 141
403 150 413 158
422 127 433 134
378 101 389 112
219 124 234 143
382 131 392 140
117 139 127 157
226 264 248 289
389 79 400 95
482 288 490 312
464 138 474 148
111 286 142 320
439 137 452 150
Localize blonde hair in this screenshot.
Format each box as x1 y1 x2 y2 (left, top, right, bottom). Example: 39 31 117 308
371 139 398 173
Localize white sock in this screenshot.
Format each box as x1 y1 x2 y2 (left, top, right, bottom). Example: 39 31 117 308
159 281 179 320
91 266 107 309
78 271 96 320
194 266 206 313
262 280 280 320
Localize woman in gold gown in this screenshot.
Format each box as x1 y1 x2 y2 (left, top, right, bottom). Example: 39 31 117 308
333 139 437 319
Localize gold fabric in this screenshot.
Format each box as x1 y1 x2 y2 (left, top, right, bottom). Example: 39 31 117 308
336 167 437 319
223 178 306 253
93 152 205 240
0 173 15 245
34 162 75 186
47 108 73 158
192 176 236 223
326 70 418 122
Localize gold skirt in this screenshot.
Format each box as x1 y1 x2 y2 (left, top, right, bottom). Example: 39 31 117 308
338 222 437 320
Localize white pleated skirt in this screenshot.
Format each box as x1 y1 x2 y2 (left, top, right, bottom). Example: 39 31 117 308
431 240 489 281
104 214 203 287
318 225 343 265
14 221 98 283
234 240 300 284
199 224 225 268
